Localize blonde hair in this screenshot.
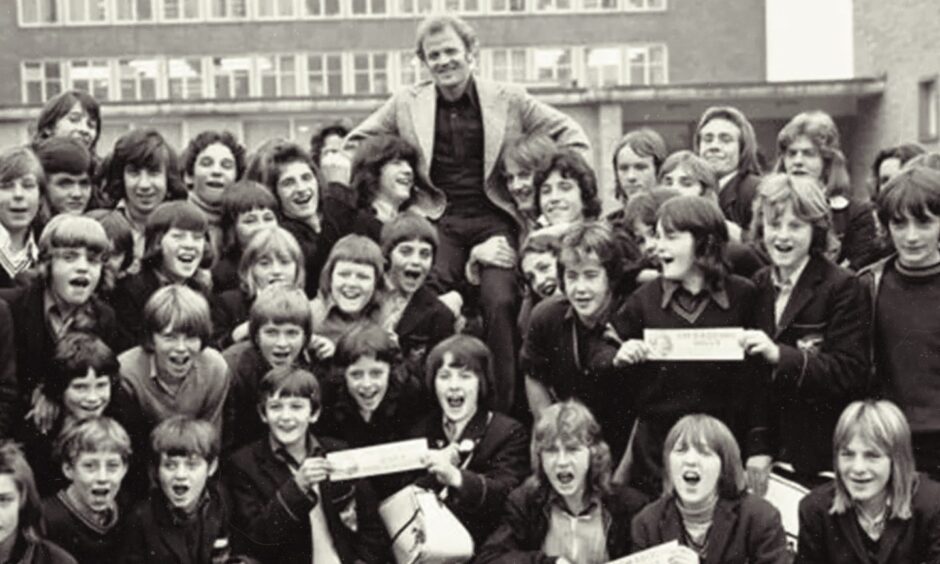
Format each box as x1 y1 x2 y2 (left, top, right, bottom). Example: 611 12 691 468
773 110 851 198
531 400 611 498
750 173 832 256
662 414 746 499
238 226 305 297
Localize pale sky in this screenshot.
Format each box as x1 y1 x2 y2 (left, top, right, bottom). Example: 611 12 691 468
765 0 854 81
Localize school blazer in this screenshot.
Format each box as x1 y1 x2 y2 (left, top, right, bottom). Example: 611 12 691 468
719 170 761 230
796 477 940 564
394 285 455 372
225 435 388 564
0 299 17 437
209 288 251 350
752 255 872 475
631 492 789 564
346 78 590 229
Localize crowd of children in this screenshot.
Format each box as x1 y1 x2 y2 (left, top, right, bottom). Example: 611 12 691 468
0 13 939 563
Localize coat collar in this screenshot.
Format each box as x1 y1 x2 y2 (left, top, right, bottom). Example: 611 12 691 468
832 502 910 564
658 493 743 564
773 254 827 337
427 408 491 451
394 285 440 336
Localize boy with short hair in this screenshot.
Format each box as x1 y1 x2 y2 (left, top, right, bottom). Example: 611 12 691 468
42 416 131 563
226 366 387 563
34 136 94 218
517 231 561 335
120 415 235 564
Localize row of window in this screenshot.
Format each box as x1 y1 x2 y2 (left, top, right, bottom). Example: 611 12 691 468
20 44 667 104
18 0 664 25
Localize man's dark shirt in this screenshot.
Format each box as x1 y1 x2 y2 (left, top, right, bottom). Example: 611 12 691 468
429 78 491 218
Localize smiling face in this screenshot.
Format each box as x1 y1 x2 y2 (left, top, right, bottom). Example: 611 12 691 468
434 353 480 424
51 102 96 148
64 451 127 513
561 251 611 325
387 239 433 295
257 322 306 368
159 227 205 281
344 355 391 415
276 161 319 221
837 435 891 511
655 223 698 283
422 26 474 95
783 136 825 180
250 253 298 292
668 437 722 506
191 143 237 207
63 368 111 420
0 174 40 234
539 170 584 226
762 199 813 275
152 329 202 382
124 164 168 218
49 248 103 307
0 474 20 546
46 172 91 216
616 145 657 199
158 453 215 514
660 165 706 198
377 159 414 207
698 117 742 177
235 208 277 248
889 209 940 268
633 220 658 260
262 392 318 450
521 251 560 299
330 260 376 315
541 438 591 506
504 160 536 213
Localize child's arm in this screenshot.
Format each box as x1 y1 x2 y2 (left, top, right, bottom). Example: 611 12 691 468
349 478 391 563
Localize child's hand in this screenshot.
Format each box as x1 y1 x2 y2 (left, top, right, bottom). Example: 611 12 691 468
231 321 250 343
740 330 780 364
320 151 352 186
613 339 650 366
470 236 516 270
668 545 700 564
309 335 336 360
294 457 332 492
423 446 462 488
26 389 59 435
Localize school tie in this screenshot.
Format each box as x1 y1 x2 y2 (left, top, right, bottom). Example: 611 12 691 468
443 419 458 444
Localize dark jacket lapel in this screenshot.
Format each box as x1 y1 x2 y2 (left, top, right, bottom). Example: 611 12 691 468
834 509 873 564
704 496 740 564
395 286 435 337
774 255 825 338
875 516 907 564
658 497 684 544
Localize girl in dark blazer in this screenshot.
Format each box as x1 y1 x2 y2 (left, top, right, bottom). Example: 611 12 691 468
477 400 648 564
797 400 940 564
631 414 788 564
744 173 871 487
210 179 279 294
404 335 530 547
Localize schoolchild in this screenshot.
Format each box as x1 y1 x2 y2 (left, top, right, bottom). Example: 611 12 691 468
860 166 940 480
0 215 122 431
120 416 238 564
245 139 341 297
631 414 788 564
110 200 213 345
0 441 77 564
744 173 870 485
797 400 940 564
609 128 668 206
531 149 603 234
221 287 313 455
182 130 246 258
477 400 648 564
21 332 120 497
42 417 131 563
871 143 924 196
225 366 388 563
33 137 94 226
406 335 530 546
521 221 634 461
0 146 42 288
210 179 278 293
610 196 770 498
32 90 100 156
210 226 304 349
516 231 561 336
380 212 455 374
501 133 558 234
93 128 187 274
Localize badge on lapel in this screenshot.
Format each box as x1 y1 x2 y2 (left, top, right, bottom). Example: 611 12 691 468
796 333 824 354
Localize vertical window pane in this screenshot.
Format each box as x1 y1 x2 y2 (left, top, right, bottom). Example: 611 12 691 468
138 0 153 19
304 0 321 15
325 0 339 14
352 0 366 13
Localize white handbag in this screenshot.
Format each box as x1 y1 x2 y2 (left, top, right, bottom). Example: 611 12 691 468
379 484 474 564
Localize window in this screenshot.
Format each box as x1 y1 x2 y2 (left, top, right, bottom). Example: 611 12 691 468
162 0 200 20
211 0 248 18
489 0 524 13
399 51 429 86
398 0 432 14
119 58 159 100
351 0 386 16
67 0 107 22
582 0 616 9
626 45 666 85
212 56 251 98
69 60 110 100
490 48 526 83
260 55 298 97
626 0 663 8
303 0 340 16
585 47 620 87
115 0 155 21
443 0 479 12
535 0 570 11
167 57 204 99
353 52 389 94
257 0 295 17
307 53 343 95
20 0 60 24
532 47 572 85
22 61 63 103
920 78 939 142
